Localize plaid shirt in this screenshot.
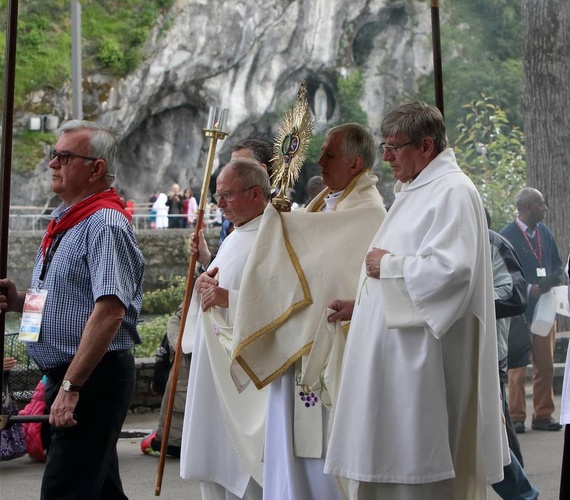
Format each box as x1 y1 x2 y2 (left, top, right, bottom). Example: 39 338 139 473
27 205 145 370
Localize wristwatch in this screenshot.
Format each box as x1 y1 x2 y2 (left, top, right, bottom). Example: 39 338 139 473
61 380 82 392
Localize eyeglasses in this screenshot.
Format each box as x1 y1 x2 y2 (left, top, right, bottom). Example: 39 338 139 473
49 149 99 166
212 186 256 203
380 141 412 155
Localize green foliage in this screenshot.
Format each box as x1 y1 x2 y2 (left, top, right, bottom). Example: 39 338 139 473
415 0 522 142
453 95 526 230
0 0 175 107
12 130 57 173
337 69 368 126
135 314 169 358
141 275 186 315
305 70 368 163
97 37 124 72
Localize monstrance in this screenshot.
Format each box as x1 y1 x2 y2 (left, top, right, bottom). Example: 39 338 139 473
271 81 314 212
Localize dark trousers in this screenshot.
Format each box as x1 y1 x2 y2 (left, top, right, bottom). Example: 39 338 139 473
492 380 538 499
41 351 135 500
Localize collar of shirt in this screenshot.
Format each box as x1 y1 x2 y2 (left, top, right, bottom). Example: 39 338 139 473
516 217 536 238
324 190 344 212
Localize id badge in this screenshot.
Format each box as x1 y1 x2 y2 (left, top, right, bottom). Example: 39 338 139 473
19 288 48 342
536 267 546 277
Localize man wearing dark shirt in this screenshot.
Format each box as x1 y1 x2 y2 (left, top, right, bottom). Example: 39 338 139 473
500 187 563 433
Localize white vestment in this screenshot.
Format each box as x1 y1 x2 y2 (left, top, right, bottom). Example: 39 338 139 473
180 215 267 499
561 287 570 425
231 170 386 500
324 149 508 500
153 193 169 229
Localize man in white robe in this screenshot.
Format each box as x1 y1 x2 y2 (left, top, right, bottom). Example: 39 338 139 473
180 159 271 500
324 102 508 500
231 124 387 500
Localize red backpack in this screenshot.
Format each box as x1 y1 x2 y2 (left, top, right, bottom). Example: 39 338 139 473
20 378 49 462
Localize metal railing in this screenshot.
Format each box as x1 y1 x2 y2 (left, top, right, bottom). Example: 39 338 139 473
8 203 222 232
3 332 41 401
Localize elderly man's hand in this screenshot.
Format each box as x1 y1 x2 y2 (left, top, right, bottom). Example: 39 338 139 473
195 267 228 310
188 230 212 268
50 389 79 428
365 248 389 279
327 300 355 322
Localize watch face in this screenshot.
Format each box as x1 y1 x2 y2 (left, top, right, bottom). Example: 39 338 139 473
62 380 70 391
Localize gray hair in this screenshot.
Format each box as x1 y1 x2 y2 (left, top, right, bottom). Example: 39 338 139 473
515 187 543 210
231 139 274 175
59 120 119 184
222 158 271 200
380 101 448 154
325 123 377 169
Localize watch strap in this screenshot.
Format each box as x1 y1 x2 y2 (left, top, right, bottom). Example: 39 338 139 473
62 380 82 392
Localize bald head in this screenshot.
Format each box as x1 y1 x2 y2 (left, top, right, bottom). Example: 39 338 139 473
215 158 270 227
515 187 547 228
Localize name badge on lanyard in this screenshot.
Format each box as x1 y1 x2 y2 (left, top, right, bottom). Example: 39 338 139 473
19 288 48 342
536 267 546 277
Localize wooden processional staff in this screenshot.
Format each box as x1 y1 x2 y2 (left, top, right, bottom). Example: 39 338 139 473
154 106 229 495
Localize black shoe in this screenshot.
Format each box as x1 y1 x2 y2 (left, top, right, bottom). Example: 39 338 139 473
531 417 562 431
151 438 181 458
513 421 526 434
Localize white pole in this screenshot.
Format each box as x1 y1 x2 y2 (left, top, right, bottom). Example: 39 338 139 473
71 1 82 120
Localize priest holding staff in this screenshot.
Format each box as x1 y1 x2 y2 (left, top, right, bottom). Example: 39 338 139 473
324 101 507 499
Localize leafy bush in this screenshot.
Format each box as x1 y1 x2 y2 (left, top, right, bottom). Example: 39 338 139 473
453 95 526 230
141 275 186 315
136 314 169 358
98 37 124 72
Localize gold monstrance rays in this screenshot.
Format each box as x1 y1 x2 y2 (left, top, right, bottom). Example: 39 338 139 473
271 81 314 212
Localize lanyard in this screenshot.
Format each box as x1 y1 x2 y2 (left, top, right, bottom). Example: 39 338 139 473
517 223 542 266
39 233 65 284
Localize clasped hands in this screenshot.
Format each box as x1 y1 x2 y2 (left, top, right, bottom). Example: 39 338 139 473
195 267 228 311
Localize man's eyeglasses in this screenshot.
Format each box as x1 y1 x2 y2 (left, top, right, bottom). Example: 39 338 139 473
212 186 256 203
380 141 412 155
49 149 99 166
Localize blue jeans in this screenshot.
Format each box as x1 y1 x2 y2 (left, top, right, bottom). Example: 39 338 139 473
492 450 539 500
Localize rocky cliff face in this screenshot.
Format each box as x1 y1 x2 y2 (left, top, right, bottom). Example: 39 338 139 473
18 0 433 207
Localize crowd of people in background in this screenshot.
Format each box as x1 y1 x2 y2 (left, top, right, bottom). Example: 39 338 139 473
142 175 323 230
147 184 201 229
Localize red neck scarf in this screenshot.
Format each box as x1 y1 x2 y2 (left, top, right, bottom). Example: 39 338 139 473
41 188 131 259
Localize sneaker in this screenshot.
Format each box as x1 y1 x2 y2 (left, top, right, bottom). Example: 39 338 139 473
141 431 159 455
513 421 526 434
531 417 562 431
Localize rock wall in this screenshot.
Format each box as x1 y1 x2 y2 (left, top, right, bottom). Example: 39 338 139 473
17 0 434 209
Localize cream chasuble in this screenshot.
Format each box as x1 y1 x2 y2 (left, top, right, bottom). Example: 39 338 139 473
229 170 386 500
324 149 508 499
231 169 385 391
180 216 268 498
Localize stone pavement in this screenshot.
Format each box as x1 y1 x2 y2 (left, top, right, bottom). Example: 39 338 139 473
0 386 565 499
0 408 201 500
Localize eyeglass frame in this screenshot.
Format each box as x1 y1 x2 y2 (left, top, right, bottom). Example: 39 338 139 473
212 186 257 203
49 149 100 166
380 141 412 155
